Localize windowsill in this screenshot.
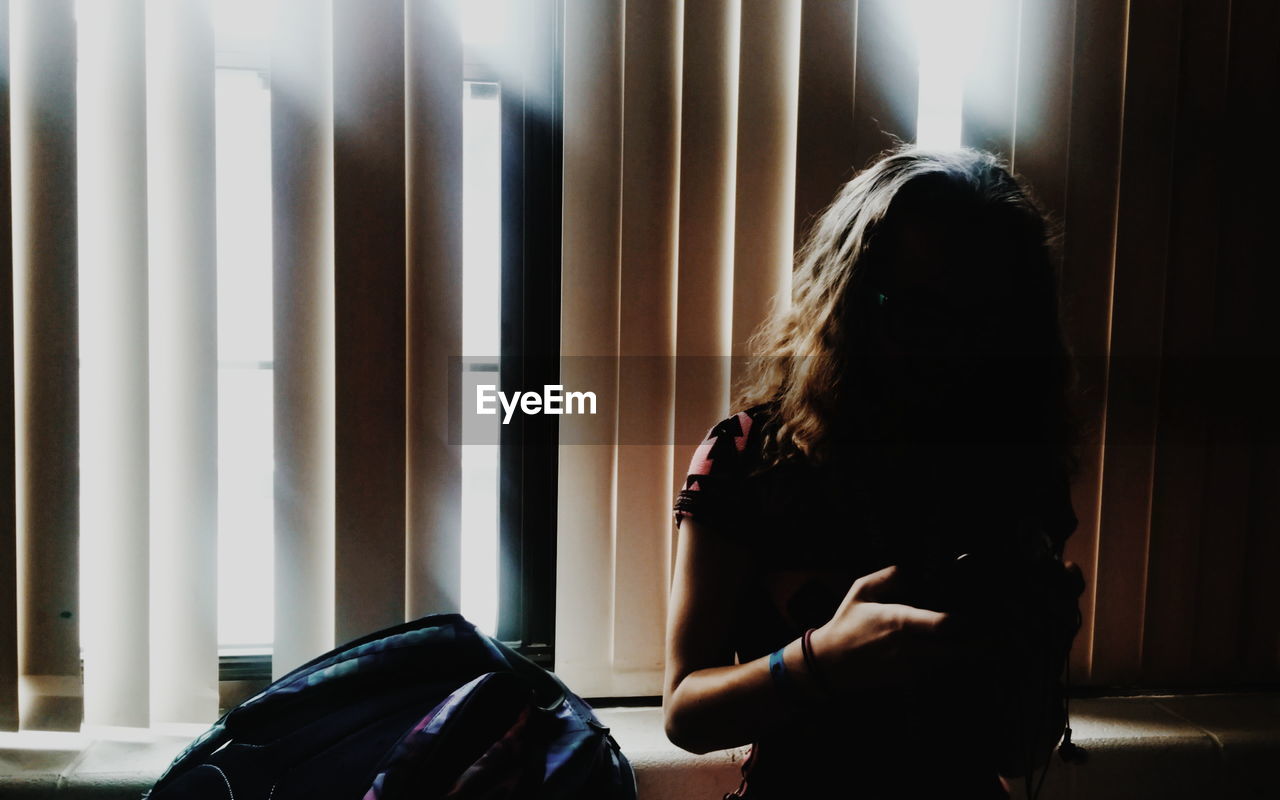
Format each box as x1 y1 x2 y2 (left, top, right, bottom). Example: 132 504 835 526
1 693 1276 799
596 692 1280 800
0 726 202 800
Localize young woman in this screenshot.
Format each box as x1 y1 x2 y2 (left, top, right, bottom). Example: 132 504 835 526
663 146 1086 798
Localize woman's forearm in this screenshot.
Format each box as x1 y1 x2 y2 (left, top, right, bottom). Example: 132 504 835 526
665 567 957 755
664 634 826 755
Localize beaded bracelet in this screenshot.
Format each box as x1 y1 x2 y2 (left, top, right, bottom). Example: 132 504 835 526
801 627 834 699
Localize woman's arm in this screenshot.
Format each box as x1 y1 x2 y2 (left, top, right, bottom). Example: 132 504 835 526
662 518 957 755
661 517 816 754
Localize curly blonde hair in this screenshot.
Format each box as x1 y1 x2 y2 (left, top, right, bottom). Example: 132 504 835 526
731 145 1078 476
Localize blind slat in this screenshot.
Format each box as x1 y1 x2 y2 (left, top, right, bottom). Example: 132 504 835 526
271 0 335 679
555 0 624 698
730 0 801 374
1140 0 1231 684
405 0 463 620
611 0 681 680
331 0 407 645
0 0 17 734
145 0 218 725
1192 0 1278 683
10 0 79 732
850 0 917 171
1058 0 1129 684
1089 0 1183 685
671 0 739 573
793 0 855 250
1010 0 1074 215
960 0 1019 159
78 0 150 728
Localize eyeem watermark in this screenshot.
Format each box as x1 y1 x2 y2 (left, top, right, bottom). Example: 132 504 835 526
450 355 1280 445
476 384 597 424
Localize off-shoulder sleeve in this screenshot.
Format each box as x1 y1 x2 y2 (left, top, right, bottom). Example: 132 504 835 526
672 410 755 532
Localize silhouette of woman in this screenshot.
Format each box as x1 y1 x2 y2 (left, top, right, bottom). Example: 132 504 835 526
663 146 1086 799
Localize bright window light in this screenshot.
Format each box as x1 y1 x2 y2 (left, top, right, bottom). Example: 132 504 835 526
212 0 269 65
910 0 993 149
462 0 507 47
460 81 502 637
215 68 274 652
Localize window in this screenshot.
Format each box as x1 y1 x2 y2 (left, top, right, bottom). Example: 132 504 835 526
211 0 565 671
467 0 563 666
910 0 993 149
68 0 562 692
460 78 502 636
213 2 273 662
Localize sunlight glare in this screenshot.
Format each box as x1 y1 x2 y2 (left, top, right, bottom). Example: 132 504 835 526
910 0 994 149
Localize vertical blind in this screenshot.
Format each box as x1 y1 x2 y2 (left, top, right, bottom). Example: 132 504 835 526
270 0 467 682
556 0 1280 698
269 0 336 690
146 0 219 727
1 0 464 730
0 0 14 733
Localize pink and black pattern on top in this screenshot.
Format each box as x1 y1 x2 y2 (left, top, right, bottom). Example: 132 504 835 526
673 409 756 533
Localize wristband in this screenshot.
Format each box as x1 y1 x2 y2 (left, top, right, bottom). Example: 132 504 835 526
767 646 804 708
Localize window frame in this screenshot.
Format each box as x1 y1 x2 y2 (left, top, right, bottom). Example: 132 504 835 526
493 0 563 669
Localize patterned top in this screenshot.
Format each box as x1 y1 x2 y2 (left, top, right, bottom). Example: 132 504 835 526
671 401 1078 797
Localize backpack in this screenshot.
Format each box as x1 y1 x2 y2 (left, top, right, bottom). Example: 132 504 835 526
144 613 636 800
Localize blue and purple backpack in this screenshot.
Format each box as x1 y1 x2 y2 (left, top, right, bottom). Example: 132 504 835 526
144 613 636 800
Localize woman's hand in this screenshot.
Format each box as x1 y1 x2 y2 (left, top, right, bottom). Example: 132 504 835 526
809 564 960 694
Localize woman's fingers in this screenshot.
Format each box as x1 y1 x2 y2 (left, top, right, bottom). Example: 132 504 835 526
849 564 908 603
889 602 950 635
880 603 984 679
